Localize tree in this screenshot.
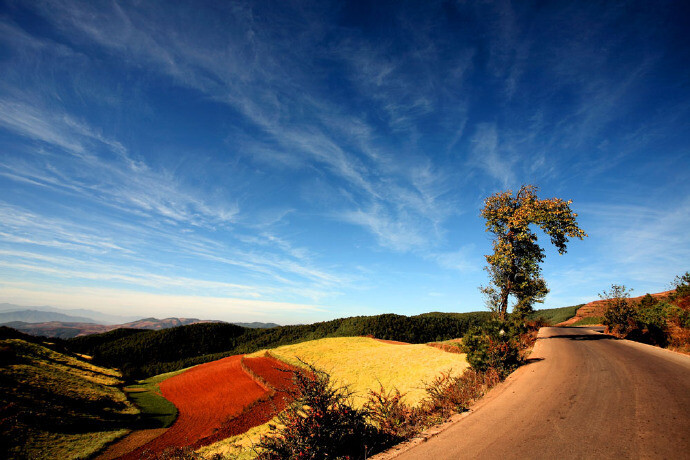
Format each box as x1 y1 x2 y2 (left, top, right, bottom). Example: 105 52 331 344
481 185 587 320
600 284 635 334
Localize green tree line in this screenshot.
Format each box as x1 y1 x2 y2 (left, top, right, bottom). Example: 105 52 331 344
66 312 492 379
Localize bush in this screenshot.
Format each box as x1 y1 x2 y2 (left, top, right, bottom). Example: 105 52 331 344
256 362 391 460
364 385 418 440
420 368 499 418
601 285 637 336
462 320 521 378
602 286 670 346
257 360 505 459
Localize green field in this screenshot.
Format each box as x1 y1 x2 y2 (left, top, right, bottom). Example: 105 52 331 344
124 368 188 428
529 304 583 325
571 316 604 326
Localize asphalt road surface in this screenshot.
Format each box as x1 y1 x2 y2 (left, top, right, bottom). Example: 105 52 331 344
394 327 690 460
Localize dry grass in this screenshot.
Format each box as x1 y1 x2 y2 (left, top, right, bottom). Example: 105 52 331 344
196 418 277 459
248 336 468 407
21 429 130 460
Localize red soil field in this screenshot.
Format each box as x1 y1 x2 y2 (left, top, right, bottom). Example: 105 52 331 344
195 355 297 447
117 355 297 459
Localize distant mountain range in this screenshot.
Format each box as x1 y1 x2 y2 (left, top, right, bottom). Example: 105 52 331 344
0 303 279 338
0 303 140 325
0 309 97 324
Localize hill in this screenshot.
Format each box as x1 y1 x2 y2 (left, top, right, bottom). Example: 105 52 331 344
528 304 584 325
0 303 139 324
0 309 96 324
121 317 222 330
558 291 674 326
65 311 492 379
2 317 225 339
1 321 113 339
233 321 281 329
0 337 137 459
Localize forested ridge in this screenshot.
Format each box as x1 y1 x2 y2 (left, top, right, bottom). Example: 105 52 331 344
45 306 574 380
65 312 492 379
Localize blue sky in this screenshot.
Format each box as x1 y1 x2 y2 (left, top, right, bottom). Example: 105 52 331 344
0 0 688 324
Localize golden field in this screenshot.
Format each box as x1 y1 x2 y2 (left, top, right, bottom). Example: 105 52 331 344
201 336 467 459
248 336 469 407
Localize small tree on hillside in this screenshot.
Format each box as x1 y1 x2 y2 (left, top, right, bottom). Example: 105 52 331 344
600 284 635 335
480 185 587 320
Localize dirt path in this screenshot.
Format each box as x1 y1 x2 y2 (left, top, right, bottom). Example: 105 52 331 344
386 327 690 459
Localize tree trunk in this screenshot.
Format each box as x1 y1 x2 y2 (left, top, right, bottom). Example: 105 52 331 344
499 282 510 321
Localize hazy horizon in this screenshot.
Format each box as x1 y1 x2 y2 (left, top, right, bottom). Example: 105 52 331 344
1 1 688 324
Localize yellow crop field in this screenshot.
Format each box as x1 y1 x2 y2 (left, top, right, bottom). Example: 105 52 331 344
200 337 467 459
249 336 468 407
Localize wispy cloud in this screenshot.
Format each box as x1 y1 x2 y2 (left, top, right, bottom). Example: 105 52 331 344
470 123 515 187
429 246 479 273
0 201 348 302
0 249 263 297
580 200 690 284
13 0 458 253
1 0 687 320
0 98 240 227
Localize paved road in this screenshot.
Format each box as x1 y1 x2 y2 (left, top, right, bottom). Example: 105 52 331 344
395 327 690 460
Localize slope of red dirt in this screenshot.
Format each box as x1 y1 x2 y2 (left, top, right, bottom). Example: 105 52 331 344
556 291 674 326
120 355 267 459
194 355 298 447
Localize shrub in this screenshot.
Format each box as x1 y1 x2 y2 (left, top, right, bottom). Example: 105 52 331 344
257 361 505 459
462 321 521 378
602 286 671 346
256 362 390 460
364 385 418 440
601 285 637 336
420 368 498 418
635 299 669 346
667 304 690 329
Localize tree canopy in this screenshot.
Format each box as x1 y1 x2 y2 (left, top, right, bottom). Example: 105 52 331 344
480 185 587 320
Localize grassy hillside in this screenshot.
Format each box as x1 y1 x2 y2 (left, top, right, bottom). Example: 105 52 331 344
123 368 189 429
529 304 583 325
66 311 491 379
0 338 137 459
251 337 469 407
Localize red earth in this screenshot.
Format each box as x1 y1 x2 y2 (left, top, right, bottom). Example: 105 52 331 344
118 354 296 459
194 355 297 447
556 290 674 326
